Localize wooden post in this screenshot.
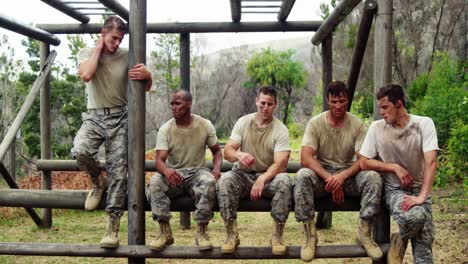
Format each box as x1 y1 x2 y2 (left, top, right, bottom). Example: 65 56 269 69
321 35 332 111
40 42 52 228
179 32 191 229
373 0 393 119
7 128 15 180
318 34 333 228
347 0 377 110
127 0 146 263
179 33 190 91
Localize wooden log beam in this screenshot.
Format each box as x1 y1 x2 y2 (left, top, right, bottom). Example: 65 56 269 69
0 51 57 162
36 160 303 173
311 0 362 45
40 0 90 24
347 0 377 110
0 189 364 212
0 15 60 46
98 0 129 21
0 163 43 226
230 0 241 22
277 0 296 22
37 21 322 34
0 242 389 258
179 33 190 91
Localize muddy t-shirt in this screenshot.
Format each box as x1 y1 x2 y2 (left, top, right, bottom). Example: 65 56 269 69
230 113 290 173
302 111 367 167
78 48 128 109
156 115 218 169
360 114 439 187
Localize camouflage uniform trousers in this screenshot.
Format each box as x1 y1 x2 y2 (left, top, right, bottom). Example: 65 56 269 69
146 168 216 224
217 165 293 223
294 166 383 222
71 110 128 218
385 185 435 264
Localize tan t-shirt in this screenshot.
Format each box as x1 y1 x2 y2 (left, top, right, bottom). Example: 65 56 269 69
302 111 367 167
156 114 218 169
360 115 439 187
230 113 290 173
78 48 128 109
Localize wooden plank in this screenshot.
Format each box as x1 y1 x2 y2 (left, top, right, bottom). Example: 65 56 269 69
0 242 389 259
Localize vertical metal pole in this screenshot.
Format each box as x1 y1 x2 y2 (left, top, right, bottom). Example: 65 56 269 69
40 42 52 228
317 34 333 229
321 35 332 111
179 33 190 91
128 0 146 263
179 32 191 229
373 206 390 264
373 0 393 120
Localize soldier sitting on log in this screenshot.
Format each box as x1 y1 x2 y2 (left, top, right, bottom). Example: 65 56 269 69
146 89 222 251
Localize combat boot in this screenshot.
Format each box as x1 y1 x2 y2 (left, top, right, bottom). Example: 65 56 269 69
149 221 174 250
77 154 106 211
221 220 240 253
356 220 383 261
100 214 120 248
195 223 213 250
301 220 318 262
387 232 408 264
271 220 286 255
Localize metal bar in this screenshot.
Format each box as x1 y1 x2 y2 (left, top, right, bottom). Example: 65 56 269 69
241 5 281 8
40 42 52 229
180 33 190 91
179 211 191 230
128 0 146 263
242 11 277 14
311 0 362 45
37 21 322 34
321 35 332 111
72 7 108 10
0 163 43 226
347 0 377 111
242 0 283 1
98 0 129 21
63 1 100 3
373 0 393 120
0 51 57 163
0 242 389 259
36 160 303 173
80 12 115 15
0 14 61 46
373 206 390 264
230 0 242 22
40 0 90 24
0 189 365 212
277 0 296 22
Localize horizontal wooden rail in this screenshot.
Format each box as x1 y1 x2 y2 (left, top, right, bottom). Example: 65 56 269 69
0 242 389 259
36 159 303 173
0 189 363 211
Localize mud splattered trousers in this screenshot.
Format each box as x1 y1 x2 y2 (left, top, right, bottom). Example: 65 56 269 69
294 166 383 222
146 168 216 224
72 110 128 217
217 165 293 223
386 185 435 264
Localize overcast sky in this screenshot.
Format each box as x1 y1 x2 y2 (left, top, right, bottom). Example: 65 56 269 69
0 0 324 65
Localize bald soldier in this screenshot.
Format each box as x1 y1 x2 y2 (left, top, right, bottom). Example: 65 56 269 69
146 90 222 251
218 86 292 255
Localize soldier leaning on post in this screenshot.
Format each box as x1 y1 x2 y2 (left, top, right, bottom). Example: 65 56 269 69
146 89 222 251
294 81 383 262
217 85 293 255
360 84 438 264
72 15 152 248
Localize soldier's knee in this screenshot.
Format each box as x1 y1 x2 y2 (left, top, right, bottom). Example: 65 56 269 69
149 173 166 189
367 171 383 188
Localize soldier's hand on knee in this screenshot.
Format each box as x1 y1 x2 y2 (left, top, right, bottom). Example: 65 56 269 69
250 177 266 201
332 187 344 204
393 164 414 188
165 168 183 187
325 174 344 192
401 195 424 211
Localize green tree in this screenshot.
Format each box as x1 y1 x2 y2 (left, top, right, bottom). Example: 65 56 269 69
246 48 307 124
